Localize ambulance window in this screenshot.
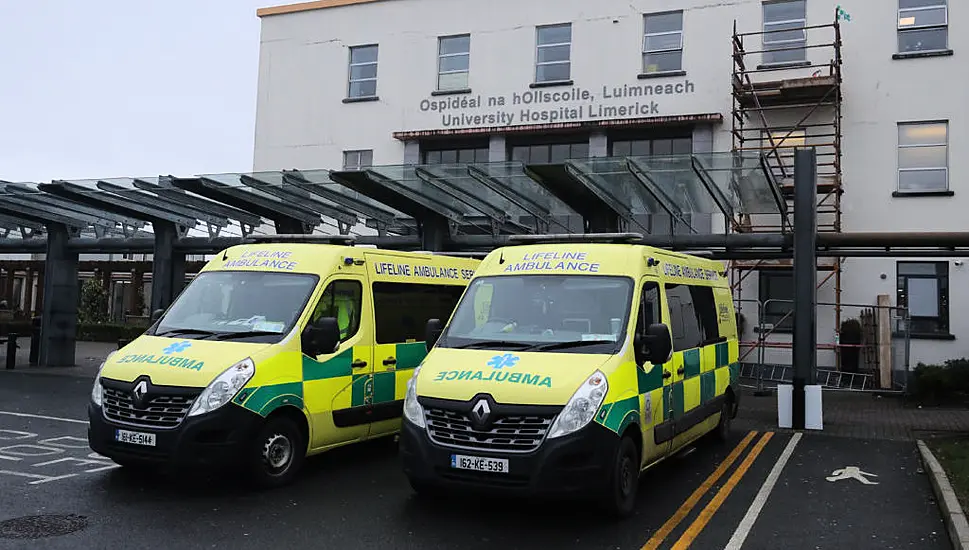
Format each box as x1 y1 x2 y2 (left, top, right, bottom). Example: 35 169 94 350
372 282 466 344
689 285 722 344
636 282 661 333
665 283 702 351
311 280 363 342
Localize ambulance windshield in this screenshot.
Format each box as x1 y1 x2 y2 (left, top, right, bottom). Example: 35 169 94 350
151 271 319 341
439 274 634 354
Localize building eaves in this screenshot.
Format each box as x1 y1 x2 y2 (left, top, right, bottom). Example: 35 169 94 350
257 0 389 18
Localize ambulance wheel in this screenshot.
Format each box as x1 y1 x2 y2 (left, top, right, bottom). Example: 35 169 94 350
714 399 732 442
604 435 640 518
249 415 305 489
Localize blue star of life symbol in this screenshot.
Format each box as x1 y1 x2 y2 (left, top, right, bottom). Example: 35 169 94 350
163 341 192 355
487 353 520 369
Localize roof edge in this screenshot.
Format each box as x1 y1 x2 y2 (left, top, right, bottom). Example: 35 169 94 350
257 0 386 17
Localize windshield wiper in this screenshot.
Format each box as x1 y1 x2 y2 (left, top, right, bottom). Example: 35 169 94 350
154 328 218 338
522 340 616 352
214 330 285 341
450 340 534 350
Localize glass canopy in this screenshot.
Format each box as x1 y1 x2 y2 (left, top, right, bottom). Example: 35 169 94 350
0 151 785 241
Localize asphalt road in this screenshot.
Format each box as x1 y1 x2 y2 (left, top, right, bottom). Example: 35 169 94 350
0 371 950 549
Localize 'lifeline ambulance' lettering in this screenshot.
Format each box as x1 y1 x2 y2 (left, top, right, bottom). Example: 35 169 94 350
503 250 600 273
374 262 475 280
432 369 553 388
118 354 205 371
662 262 719 281
224 250 298 271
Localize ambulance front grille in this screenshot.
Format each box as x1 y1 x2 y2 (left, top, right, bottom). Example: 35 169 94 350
102 387 198 429
424 407 555 453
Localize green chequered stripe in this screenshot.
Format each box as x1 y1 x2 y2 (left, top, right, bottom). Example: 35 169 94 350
700 371 717 404
595 395 639 434
715 342 730 368
395 342 426 371
352 374 372 407
235 381 304 416
729 362 739 385
638 363 664 394
683 348 702 378
302 348 353 381
672 382 684 418
372 371 396 404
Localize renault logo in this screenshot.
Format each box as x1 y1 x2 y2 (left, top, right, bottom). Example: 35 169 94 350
471 399 491 424
132 380 148 408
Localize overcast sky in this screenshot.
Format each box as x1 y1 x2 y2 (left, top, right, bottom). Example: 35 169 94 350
0 0 268 183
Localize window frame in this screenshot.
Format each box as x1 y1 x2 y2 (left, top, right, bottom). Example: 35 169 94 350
371 281 467 345
534 23 572 84
761 0 807 65
437 34 471 92
896 261 950 337
897 0 948 54
758 270 794 332
642 10 684 74
310 279 364 343
342 149 373 171
896 120 949 194
347 44 379 100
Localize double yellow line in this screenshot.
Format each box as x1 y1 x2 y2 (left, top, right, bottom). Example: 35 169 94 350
641 430 774 550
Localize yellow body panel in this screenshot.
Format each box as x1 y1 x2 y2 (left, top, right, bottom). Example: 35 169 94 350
99 242 479 457
415 241 740 469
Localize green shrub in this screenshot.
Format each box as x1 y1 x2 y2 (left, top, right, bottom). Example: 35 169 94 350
912 358 969 406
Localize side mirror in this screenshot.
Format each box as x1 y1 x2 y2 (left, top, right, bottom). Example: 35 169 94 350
425 318 444 352
151 309 165 323
302 317 341 357
639 323 673 365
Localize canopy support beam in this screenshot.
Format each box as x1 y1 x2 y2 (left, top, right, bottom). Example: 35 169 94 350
39 223 79 367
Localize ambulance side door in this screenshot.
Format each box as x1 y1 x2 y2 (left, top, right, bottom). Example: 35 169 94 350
301 276 374 450
636 279 675 465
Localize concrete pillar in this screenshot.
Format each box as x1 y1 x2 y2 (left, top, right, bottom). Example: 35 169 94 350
489 135 507 162
692 125 714 154
589 132 608 157
404 140 421 164
150 223 185 313
40 224 79 367
877 294 893 390
420 217 449 251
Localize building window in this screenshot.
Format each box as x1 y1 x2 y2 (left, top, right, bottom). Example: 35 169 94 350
898 0 947 53
535 23 572 83
897 262 949 337
611 137 692 156
643 11 684 74
424 147 489 164
759 270 793 331
347 45 378 99
762 0 806 65
511 142 588 164
897 121 948 193
438 34 470 91
343 150 373 170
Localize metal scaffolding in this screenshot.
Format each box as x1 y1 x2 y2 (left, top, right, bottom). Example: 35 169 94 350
729 9 845 367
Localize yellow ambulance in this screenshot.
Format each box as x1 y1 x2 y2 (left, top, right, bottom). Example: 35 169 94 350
399 233 740 517
87 237 479 487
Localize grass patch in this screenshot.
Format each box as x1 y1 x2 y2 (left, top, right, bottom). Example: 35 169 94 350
926 436 969 511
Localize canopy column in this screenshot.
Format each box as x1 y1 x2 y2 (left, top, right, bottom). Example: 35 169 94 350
40 224 80 367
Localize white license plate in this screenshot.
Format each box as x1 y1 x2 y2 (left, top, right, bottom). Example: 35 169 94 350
115 429 156 447
450 454 509 474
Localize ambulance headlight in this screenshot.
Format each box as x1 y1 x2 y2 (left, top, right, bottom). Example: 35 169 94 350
403 365 425 428
188 357 255 417
90 352 115 407
547 370 609 439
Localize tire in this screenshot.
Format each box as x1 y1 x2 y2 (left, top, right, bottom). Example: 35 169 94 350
603 436 640 519
248 415 306 489
714 399 732 442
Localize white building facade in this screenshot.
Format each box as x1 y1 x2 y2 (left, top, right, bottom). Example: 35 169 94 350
252 0 965 375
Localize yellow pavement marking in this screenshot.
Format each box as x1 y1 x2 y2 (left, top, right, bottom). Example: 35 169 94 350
670 431 775 550
641 430 758 550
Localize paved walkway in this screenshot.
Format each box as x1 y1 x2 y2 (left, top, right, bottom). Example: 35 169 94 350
0 339 115 377
736 386 969 441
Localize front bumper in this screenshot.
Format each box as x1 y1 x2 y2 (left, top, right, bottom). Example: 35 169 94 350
88 401 264 468
399 417 619 497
